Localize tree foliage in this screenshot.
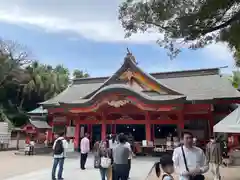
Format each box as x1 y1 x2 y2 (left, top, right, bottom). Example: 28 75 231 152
119 0 240 60
229 71 240 88
0 39 89 126
73 69 89 78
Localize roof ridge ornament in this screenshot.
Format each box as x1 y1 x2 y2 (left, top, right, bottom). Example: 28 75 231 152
125 48 138 65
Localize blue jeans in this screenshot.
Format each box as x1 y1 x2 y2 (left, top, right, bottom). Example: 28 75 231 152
52 158 65 180
99 167 108 180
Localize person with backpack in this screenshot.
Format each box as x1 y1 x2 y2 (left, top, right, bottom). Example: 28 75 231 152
51 132 68 180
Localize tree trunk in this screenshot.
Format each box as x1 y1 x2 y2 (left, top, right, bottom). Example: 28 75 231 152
19 97 25 109
16 131 20 150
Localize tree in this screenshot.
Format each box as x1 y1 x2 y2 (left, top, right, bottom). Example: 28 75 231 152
73 69 89 78
0 38 90 126
234 49 240 67
21 63 71 106
21 61 44 107
0 39 31 87
0 39 32 127
119 0 240 59
230 71 240 88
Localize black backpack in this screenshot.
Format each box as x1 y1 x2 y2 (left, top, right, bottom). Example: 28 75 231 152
54 139 64 155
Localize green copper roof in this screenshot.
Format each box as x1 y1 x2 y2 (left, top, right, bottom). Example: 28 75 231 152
28 106 48 114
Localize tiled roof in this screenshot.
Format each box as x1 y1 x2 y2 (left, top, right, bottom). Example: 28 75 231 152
29 119 51 129
41 67 240 106
28 106 48 114
62 84 186 106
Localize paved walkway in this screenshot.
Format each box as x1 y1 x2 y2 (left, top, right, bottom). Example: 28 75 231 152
1 151 240 180
3 156 154 180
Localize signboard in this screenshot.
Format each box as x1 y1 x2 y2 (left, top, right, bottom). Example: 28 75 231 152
66 126 75 137
80 126 85 138
53 125 65 133
53 116 67 123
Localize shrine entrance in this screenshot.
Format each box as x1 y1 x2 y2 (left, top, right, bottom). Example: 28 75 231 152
153 124 178 139
116 124 146 141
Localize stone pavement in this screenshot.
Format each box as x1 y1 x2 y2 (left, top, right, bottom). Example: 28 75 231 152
1 151 240 180
3 156 156 180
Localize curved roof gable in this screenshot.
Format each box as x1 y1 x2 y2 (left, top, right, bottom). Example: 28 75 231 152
60 84 186 107
83 52 182 99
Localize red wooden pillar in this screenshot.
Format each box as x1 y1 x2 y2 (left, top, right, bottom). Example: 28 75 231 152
74 119 80 149
101 114 106 140
145 112 151 141
151 124 155 141
47 118 53 143
208 111 214 137
87 124 91 134
178 111 184 137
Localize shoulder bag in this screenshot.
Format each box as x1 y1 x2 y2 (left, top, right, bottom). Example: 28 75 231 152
100 151 111 168
181 146 205 180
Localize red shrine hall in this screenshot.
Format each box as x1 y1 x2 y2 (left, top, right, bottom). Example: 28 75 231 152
41 52 240 151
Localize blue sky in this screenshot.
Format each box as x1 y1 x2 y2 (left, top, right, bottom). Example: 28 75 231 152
0 0 235 77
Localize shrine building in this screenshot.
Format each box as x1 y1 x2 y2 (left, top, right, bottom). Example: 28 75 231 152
41 52 240 149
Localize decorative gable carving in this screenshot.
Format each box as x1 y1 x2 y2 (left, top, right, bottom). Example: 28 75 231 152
82 49 183 99
119 68 166 94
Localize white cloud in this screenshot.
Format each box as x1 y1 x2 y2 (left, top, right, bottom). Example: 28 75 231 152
202 43 233 62
0 0 235 64
0 0 161 43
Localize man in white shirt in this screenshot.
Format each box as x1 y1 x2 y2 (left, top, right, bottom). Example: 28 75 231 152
52 132 68 180
172 131 209 180
80 133 90 170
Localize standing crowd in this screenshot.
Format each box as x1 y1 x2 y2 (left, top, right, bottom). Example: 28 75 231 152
153 131 223 180
93 133 134 180
51 131 224 180
51 132 133 180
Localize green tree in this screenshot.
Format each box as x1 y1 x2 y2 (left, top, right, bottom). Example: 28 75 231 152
230 71 240 88
21 62 71 105
0 38 90 126
73 69 89 78
43 65 70 99
119 0 240 59
234 49 240 67
0 39 31 87
21 61 44 107
0 40 32 126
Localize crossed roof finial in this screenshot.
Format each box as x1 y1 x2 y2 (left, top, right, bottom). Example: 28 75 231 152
125 48 137 64
127 47 131 55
